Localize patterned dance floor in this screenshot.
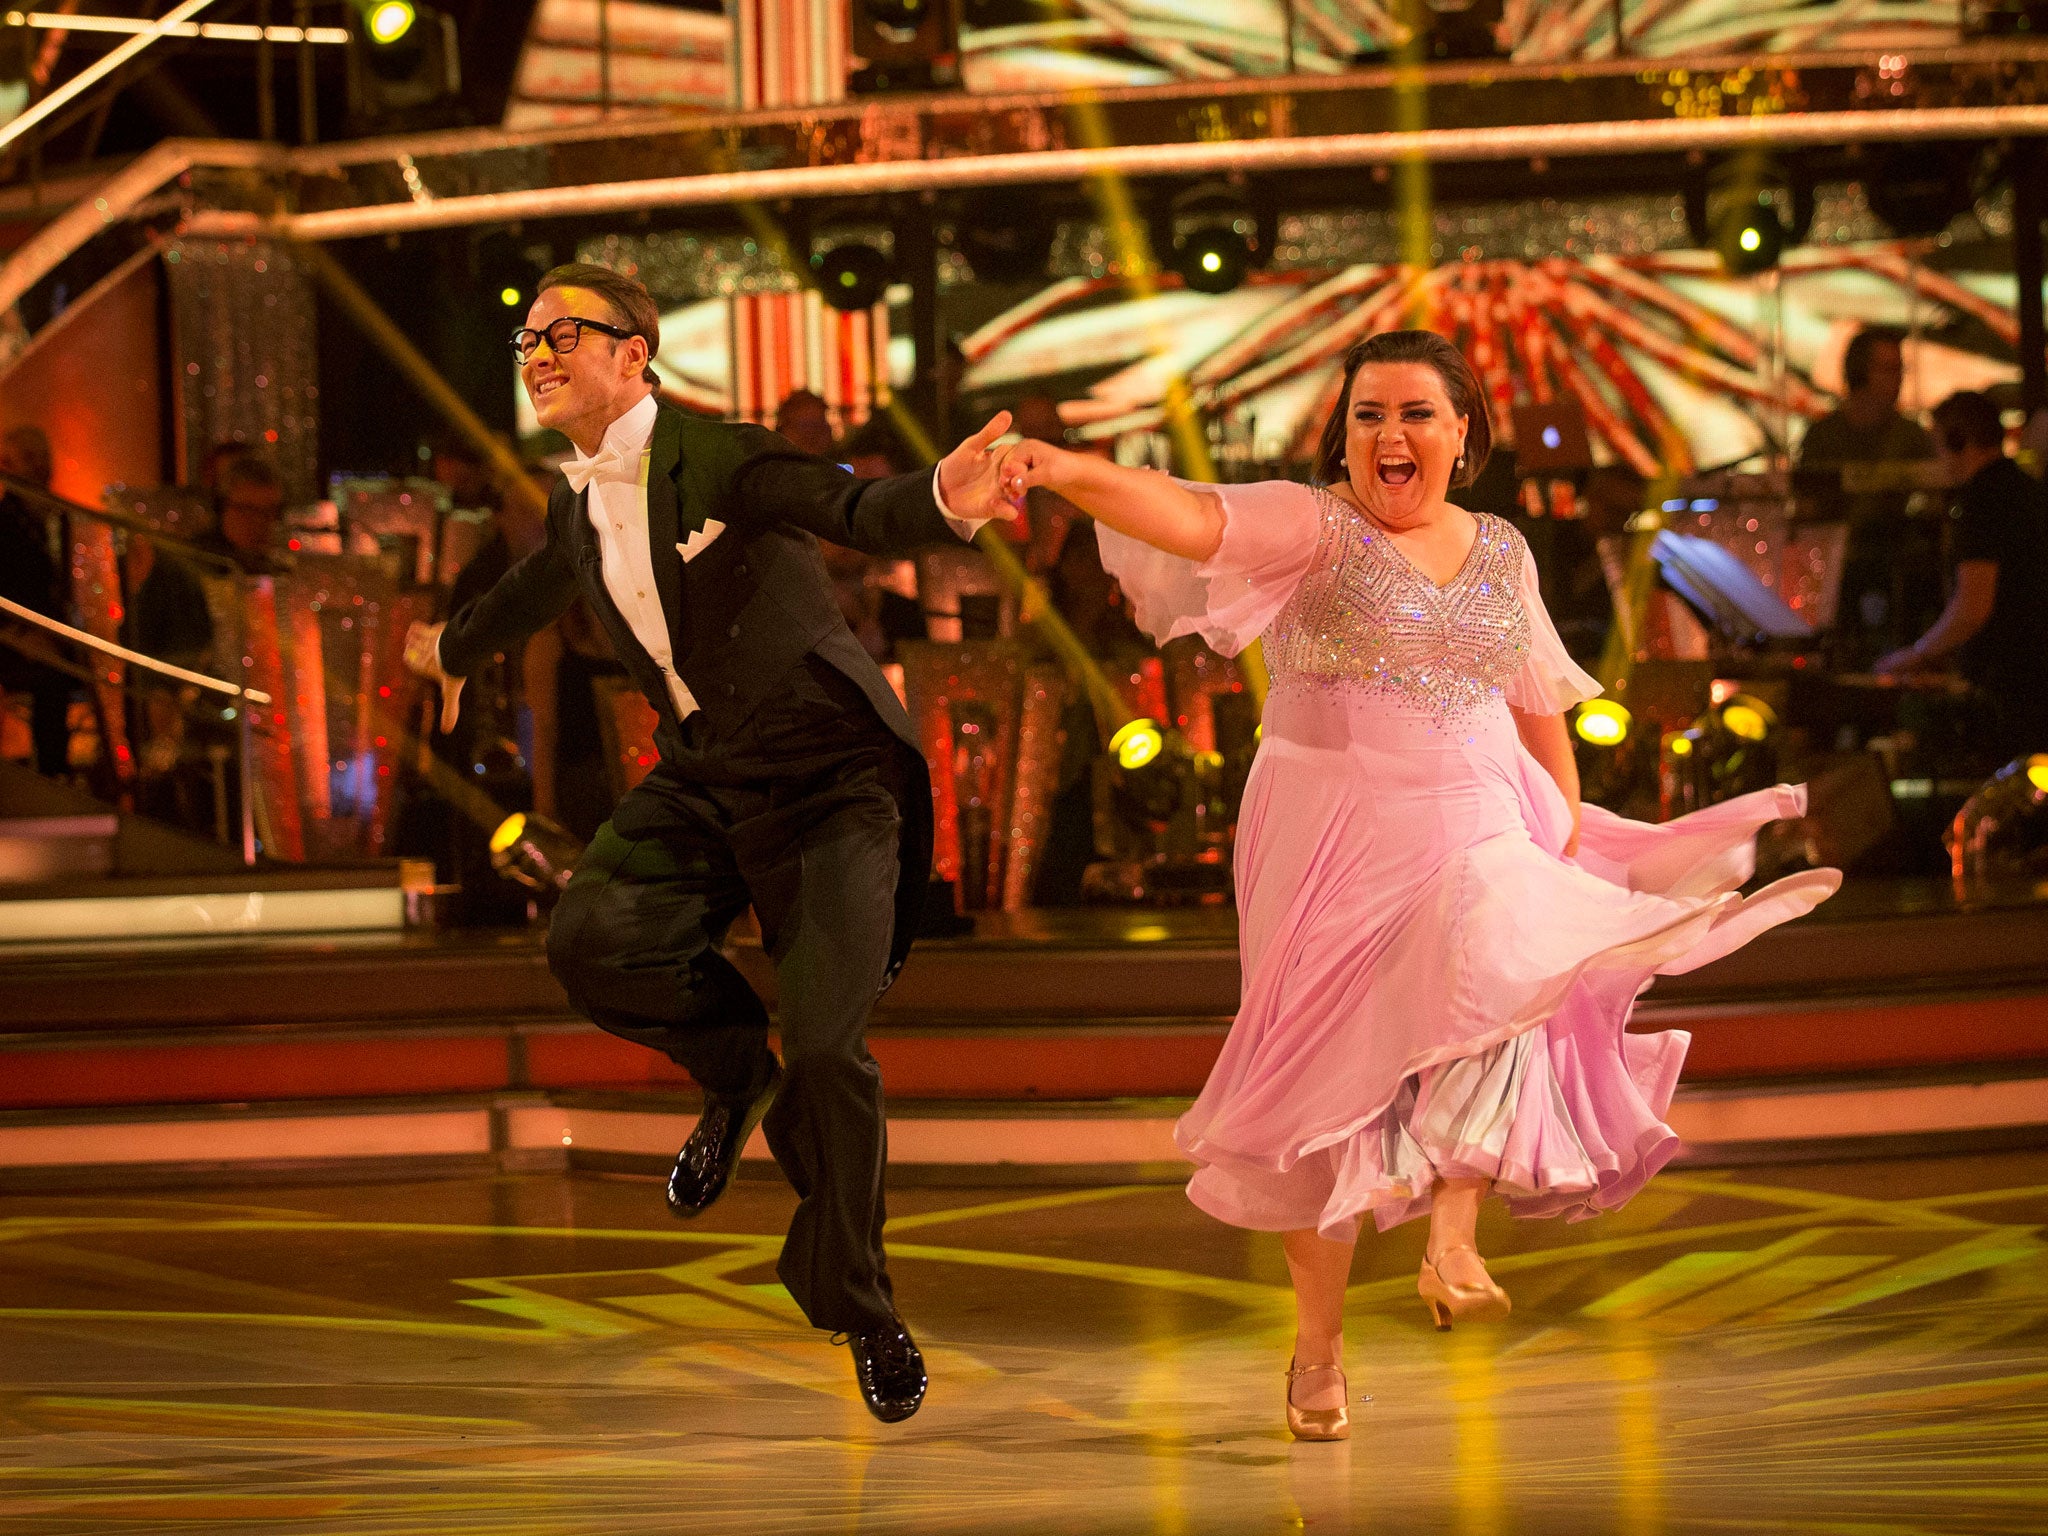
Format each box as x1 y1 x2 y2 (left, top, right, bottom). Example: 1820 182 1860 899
3 1150 2045 1534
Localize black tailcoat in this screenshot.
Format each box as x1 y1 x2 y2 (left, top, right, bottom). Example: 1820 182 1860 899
439 403 953 976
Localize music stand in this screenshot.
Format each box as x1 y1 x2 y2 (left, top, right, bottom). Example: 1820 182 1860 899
1649 531 1815 644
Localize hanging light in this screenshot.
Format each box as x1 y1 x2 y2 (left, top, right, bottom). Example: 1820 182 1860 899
363 0 416 44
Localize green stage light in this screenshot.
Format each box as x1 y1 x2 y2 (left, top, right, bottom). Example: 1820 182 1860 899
1173 225 1250 295
1110 718 1165 770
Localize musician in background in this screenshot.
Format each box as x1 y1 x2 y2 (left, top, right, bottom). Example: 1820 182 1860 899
1875 390 2048 761
1797 326 1937 662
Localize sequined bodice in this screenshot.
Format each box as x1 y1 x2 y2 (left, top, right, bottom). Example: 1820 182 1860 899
1263 491 1531 719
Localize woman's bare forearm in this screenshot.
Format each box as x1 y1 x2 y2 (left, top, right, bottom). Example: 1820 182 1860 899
1513 706 1582 848
1019 449 1225 561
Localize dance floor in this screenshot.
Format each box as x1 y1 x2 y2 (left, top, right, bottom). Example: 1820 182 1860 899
3 1152 2045 1535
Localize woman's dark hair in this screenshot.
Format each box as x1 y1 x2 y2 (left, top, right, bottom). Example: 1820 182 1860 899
1931 389 2004 454
535 261 661 386
1312 329 1491 490
1842 325 1905 392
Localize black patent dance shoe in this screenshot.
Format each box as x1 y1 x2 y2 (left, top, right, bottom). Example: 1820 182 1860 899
665 1061 782 1219
840 1316 928 1423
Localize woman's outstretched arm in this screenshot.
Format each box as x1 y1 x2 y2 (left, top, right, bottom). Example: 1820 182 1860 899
1000 440 1225 562
1511 705 1582 857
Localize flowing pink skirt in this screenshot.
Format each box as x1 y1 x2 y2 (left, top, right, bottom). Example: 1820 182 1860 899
1178 685 1840 1238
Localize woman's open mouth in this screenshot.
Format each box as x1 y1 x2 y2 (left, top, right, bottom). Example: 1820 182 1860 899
1376 457 1417 486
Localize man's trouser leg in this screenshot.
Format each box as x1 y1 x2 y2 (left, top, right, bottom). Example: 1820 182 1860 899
544 775 776 1101
744 778 903 1334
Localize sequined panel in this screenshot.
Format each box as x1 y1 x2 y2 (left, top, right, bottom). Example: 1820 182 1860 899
1263 491 1532 721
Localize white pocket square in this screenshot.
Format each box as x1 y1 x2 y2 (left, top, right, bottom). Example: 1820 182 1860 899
677 520 726 563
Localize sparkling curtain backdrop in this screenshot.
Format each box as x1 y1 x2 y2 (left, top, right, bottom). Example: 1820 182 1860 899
165 238 320 505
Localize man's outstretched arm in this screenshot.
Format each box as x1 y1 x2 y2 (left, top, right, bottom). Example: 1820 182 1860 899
729 413 1021 557
404 521 579 732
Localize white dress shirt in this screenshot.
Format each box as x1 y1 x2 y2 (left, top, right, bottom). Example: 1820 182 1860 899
571 394 701 719
447 392 991 724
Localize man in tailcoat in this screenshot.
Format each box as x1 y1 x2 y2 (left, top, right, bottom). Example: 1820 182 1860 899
405 264 1017 1422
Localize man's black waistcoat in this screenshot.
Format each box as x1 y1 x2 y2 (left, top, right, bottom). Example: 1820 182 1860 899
440 402 957 970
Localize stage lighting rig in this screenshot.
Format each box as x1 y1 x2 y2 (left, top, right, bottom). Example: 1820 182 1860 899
1168 184 1266 296
1686 158 1813 277
849 0 962 93
1864 143 1988 239
346 0 460 131
813 243 893 312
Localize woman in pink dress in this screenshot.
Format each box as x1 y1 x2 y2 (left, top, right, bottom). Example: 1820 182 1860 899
998 331 1839 1441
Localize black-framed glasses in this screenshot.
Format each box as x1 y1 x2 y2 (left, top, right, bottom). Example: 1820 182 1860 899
510 316 635 363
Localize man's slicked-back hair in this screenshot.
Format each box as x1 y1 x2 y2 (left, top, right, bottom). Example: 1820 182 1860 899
535 262 661 386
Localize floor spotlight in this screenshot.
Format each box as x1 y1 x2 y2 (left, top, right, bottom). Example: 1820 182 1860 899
1110 717 1165 770
1717 693 1778 743
1947 753 2048 882
1574 698 1632 747
489 811 584 898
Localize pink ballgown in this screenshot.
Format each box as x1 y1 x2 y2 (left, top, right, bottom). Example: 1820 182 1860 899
1098 482 1840 1238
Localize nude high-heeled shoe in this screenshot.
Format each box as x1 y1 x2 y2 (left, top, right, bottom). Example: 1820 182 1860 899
1285 1360 1350 1441
1418 1243 1511 1330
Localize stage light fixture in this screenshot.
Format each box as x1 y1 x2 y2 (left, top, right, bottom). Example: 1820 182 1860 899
1717 693 1777 743
1946 753 2048 882
813 243 893 312
489 811 584 898
364 0 416 44
1715 195 1784 276
346 0 459 130
1574 698 1632 747
1110 717 1165 771
1173 225 1252 295
848 0 961 92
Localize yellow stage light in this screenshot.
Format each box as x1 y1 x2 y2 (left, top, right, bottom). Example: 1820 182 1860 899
499 286 522 307
1719 694 1778 742
1110 718 1164 770
489 812 527 854
1668 734 1693 757
1574 699 1631 747
2028 754 2048 794
365 0 415 43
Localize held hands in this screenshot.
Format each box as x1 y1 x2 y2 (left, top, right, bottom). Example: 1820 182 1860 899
936 412 1025 524
997 436 1074 509
402 619 466 734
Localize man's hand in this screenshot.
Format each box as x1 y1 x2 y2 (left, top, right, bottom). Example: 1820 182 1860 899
936 411 1023 524
403 620 466 734
998 436 1075 505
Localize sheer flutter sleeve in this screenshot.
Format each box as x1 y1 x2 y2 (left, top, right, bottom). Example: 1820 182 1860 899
1095 478 1321 657
1503 544 1603 714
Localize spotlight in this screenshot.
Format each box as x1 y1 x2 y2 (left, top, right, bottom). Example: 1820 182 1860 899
346 0 459 130
1110 717 1165 770
489 811 584 899
813 243 892 312
1715 196 1785 276
1946 753 2048 882
499 285 522 308
364 0 416 43
1173 225 1251 295
1574 698 1632 747
1717 693 1777 743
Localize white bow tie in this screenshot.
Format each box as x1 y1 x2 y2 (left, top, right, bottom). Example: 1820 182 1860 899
563 440 639 494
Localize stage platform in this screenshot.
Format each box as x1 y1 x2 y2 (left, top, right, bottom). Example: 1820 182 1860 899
1 878 2045 1187
2 1151 2045 1534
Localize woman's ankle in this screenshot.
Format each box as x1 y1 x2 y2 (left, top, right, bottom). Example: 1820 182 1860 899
1291 1332 1344 1369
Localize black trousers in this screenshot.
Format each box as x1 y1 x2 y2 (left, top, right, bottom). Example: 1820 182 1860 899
544 716 907 1334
